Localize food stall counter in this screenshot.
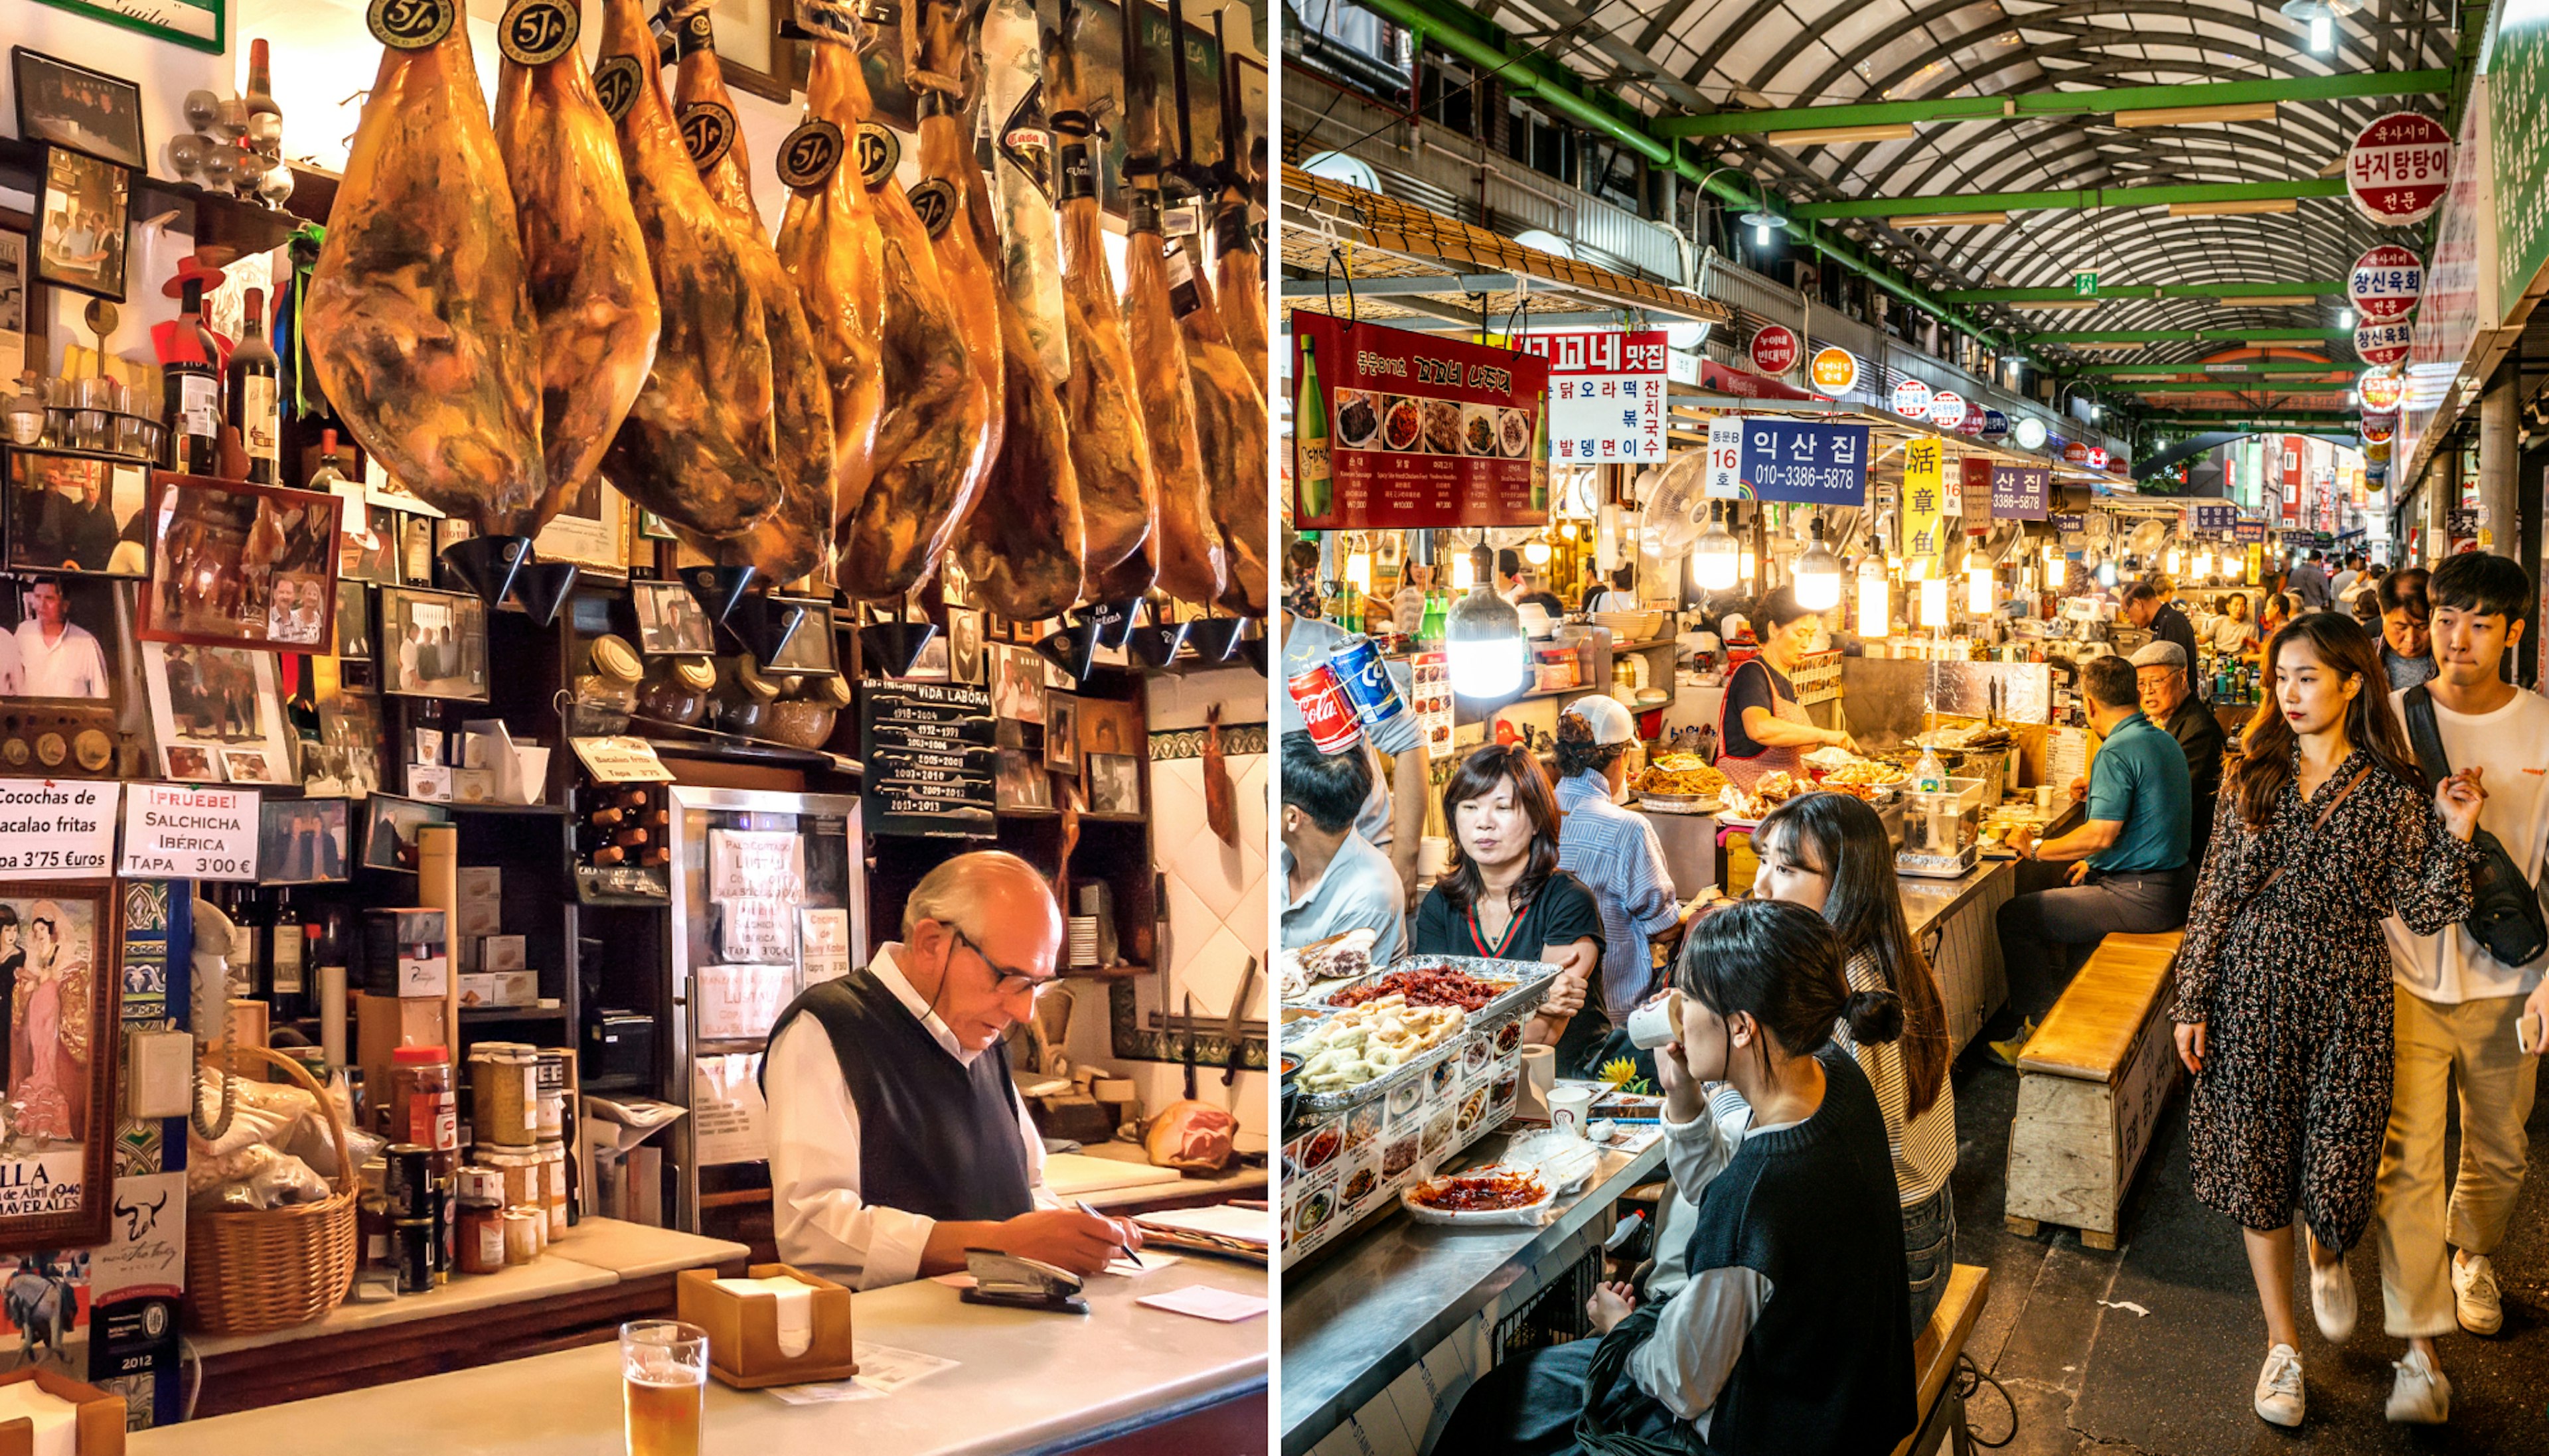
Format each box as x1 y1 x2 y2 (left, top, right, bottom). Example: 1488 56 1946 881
1281 1131 1666 1456
141 1256 1270 1456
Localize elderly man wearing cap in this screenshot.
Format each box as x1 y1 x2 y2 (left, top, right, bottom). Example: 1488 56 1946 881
2132 639 2226 855
1553 695 1682 1023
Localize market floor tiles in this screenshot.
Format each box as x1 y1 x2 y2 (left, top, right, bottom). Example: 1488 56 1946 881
1952 1044 2549 1455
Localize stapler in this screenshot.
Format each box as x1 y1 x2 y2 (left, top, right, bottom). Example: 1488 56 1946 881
959 1250 1091 1314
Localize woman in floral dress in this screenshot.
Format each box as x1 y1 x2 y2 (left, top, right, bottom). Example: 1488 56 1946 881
2172 613 2483 1429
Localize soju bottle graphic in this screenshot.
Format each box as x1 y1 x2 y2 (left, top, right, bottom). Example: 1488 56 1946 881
1298 336 1333 520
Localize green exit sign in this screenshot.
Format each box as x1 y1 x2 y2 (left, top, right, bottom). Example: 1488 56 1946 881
2072 272 2098 295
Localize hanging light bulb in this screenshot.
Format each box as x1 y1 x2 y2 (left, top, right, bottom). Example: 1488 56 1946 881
2096 556 2118 588
2043 539 2063 570
1446 540 1528 698
1523 540 1552 566
1794 516 1841 609
1857 557 1891 638
2165 546 2183 575
1968 552 1995 615
2311 12 2332 50
1344 540 1373 591
1919 577 1949 628
1693 500 1740 591
1451 547 1476 591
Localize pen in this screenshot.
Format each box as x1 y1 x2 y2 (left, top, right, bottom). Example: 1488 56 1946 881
1079 1199 1144 1269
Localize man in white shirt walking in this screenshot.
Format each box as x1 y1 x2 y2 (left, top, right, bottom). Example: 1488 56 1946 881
15 581 104 699
2373 551 2549 1423
761 850 1140 1289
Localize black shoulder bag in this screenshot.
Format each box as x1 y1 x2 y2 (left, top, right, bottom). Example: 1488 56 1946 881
2400 684 2549 966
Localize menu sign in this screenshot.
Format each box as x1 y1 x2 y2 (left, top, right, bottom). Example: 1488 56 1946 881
2347 111 2452 226
0 780 118 879
2358 370 2404 411
2355 319 2412 364
120 784 258 881
2193 504 2240 530
860 682 994 838
1516 328 1667 465
2348 245 2424 322
1291 312 1549 529
1738 419 1869 506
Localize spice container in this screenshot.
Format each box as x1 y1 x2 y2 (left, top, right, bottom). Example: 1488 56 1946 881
715 657 781 737
477 1144 540 1207
570 634 644 735
456 1167 504 1275
469 1044 537 1147
534 1049 568 1141
766 673 850 749
538 1138 568 1239
637 656 715 728
389 1047 457 1151
502 1206 540 1265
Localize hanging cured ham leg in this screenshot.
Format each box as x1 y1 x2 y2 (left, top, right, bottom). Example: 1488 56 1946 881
1174 250 1270 617
307 7 547 538
492 0 661 531
1209 11 1267 396
668 0 759 228
773 37 885 556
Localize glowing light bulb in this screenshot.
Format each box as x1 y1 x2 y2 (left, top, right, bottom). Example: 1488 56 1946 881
1794 518 1841 609
1693 501 1740 591
1857 560 1891 638
1756 220 1772 247
1919 577 1949 627
1451 551 1476 591
1344 547 1373 591
1523 540 1551 565
2311 13 2332 50
2193 547 2214 579
2165 546 2183 575
1968 559 1994 615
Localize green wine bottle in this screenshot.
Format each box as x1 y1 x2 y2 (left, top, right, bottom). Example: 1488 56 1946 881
1527 403 1550 512
1297 336 1333 520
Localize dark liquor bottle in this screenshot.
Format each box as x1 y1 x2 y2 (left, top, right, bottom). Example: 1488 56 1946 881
266 888 307 1021
227 287 281 484
164 275 222 475
231 886 270 1003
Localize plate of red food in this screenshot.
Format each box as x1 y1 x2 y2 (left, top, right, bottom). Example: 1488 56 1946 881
1328 967 1508 1013
1401 1165 1555 1225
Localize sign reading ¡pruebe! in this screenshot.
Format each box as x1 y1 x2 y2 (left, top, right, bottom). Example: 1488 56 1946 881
1292 312 1550 530
1515 328 1667 466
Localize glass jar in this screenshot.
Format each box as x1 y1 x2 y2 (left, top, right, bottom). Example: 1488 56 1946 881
468 1043 537 1147
569 634 644 735
388 1047 456 1151
637 656 715 728
765 672 850 749
715 657 781 737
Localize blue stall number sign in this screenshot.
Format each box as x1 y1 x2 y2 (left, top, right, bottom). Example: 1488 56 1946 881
2194 504 2240 531
2052 513 2086 534
1740 420 1871 506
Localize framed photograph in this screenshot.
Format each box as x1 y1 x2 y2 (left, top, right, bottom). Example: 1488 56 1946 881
1076 697 1142 762
333 496 400 587
140 474 340 650
900 633 949 682
220 747 272 784
260 798 350 883
531 478 630 579
306 659 382 799
990 644 1045 725
0 575 119 704
362 794 449 871
32 147 127 303
1043 692 1079 772
763 600 837 675
11 51 145 171
0 879 123 1254
947 609 984 686
631 579 714 656
334 581 372 660
0 214 31 393
141 641 297 784
993 747 1050 811
1088 753 1142 814
696 0 799 104
378 587 488 701
7 450 147 575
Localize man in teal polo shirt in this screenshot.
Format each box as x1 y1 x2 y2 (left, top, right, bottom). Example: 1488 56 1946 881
1991 653 2195 1059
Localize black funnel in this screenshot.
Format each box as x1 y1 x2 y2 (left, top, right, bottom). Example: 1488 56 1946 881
1128 618 1191 668
728 594 809 665
510 561 581 628
683 565 759 624
1184 616 1247 664
441 534 532 607
858 619 937 678
1034 616 1100 681
1236 624 1269 676
1086 598 1141 650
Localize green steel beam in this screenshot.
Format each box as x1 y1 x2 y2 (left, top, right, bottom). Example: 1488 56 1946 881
1939 279 2346 303
1792 177 2349 221
2074 359 2366 376
2113 379 2359 394
1654 71 2453 138
1340 0 2016 343
2033 328 2352 344
2143 412 2354 425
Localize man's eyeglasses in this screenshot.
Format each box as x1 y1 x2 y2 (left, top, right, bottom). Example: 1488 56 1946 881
949 928 1061 1000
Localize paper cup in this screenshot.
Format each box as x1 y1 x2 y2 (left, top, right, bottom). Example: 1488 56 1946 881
1418 836 1453 879
1517 1045 1556 1122
1548 1085 1594 1140
1624 990 1684 1051
2035 784 2054 812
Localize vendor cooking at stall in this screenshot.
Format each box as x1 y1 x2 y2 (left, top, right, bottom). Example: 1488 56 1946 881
761 850 1142 1289
1717 586 1858 794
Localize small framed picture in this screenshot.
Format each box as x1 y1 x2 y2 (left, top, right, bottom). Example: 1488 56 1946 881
947 609 984 686
6 451 149 575
140 473 341 650
0 573 121 704
1043 692 1079 772
764 599 838 675
1076 698 1143 761
631 579 714 656
361 793 450 872
221 747 273 784
260 798 350 883
11 50 147 171
378 586 489 701
990 644 1045 725
900 633 949 682
307 659 382 799
141 640 297 784
1088 753 1142 814
334 580 372 660
0 878 123 1254
164 744 212 781
994 747 1050 810
532 478 631 580
33 146 127 302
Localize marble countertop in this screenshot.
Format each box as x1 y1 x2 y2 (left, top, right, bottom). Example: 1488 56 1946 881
142 1254 1269 1456
1067 1142 1270 1211
1280 1131 1666 1454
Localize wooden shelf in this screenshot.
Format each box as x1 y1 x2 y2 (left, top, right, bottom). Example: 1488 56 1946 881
460 1005 569 1022
0 136 330 259
646 736 858 774
444 803 571 817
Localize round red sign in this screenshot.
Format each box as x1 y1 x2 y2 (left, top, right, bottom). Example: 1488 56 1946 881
2348 244 2424 323
1749 325 1799 376
2358 370 2405 411
2347 112 2452 226
2362 419 2395 445
1891 377 1933 419
1930 391 1967 432
2063 441 2091 465
2355 319 2412 366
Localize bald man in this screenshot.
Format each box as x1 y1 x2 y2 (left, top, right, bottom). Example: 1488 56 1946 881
761 850 1141 1288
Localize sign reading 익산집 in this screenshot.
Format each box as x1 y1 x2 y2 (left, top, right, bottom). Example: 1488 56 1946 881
0 780 119 879
1291 312 1551 529
119 783 258 882
1515 329 1667 465
1737 419 1869 506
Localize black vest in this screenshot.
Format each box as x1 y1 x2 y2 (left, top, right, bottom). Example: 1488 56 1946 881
1677 1045 1916 1455
762 968 1035 1223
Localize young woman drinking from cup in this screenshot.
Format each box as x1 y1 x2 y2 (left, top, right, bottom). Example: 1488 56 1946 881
1754 792 1960 1325
2173 611 2484 1429
1411 744 1597 1068
1434 899 1915 1456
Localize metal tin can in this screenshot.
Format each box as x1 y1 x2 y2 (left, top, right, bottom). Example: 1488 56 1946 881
534 1050 568 1141
392 1218 435 1293
1328 638 1409 737
1286 664 1362 754
433 1183 455 1285
384 1144 433 1220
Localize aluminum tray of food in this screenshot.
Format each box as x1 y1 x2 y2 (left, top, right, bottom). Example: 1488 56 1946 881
1313 955 1562 1031
1283 956 1559 1114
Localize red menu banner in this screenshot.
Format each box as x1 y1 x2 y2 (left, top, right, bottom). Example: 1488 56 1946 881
1291 311 1551 529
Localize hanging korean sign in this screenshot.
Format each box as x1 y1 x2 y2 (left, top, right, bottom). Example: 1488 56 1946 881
1900 438 1947 570
1990 465 2049 520
1290 312 1551 530
2347 245 2425 322
1931 391 1968 433
1981 408 2009 442
1517 329 1667 466
2347 111 2453 226
1705 415 1745 500
2193 504 2240 531
2361 417 2395 445
2357 370 2405 411
2062 441 2091 465
1737 420 1871 506
2234 520 2266 544
1809 346 1859 394
1891 377 1933 419
1748 325 1800 376
1953 458 1992 518
2354 319 2412 364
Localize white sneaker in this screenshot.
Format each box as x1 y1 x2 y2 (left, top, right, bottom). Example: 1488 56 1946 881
2386 1347 2451 1423
2309 1250 2356 1343
2452 1254 2504 1336
2255 1343 2305 1427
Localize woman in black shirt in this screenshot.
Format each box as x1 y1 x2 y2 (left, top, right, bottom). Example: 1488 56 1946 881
1411 743 1599 1068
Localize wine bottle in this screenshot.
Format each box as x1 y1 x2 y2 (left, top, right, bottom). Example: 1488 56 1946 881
267 888 307 1021
164 276 221 475
1296 335 1331 520
243 39 283 154
227 287 280 484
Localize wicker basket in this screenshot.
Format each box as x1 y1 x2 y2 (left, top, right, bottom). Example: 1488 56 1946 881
183 1045 362 1336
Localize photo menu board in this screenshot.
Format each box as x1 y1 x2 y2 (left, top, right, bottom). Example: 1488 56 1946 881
1292 312 1551 529
860 683 995 839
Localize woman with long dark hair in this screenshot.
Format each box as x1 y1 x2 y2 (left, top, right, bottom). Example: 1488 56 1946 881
1755 792 1958 1325
2173 611 2483 1429
1435 899 1916 1455
1411 743 1596 1062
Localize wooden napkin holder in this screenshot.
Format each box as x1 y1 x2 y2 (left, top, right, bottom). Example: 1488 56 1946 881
675 1264 859 1389
0 1366 127 1456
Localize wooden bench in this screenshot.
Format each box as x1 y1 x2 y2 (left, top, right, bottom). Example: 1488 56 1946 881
1893 1264 1991 1456
2003 930 2184 1250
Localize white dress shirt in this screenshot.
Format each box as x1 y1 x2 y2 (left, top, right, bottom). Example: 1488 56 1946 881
764 945 1055 1289
16 621 103 698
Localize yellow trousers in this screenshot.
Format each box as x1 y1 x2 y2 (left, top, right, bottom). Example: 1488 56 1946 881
2374 985 2541 1339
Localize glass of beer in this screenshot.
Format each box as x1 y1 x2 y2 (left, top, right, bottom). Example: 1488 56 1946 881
620 1319 708 1456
